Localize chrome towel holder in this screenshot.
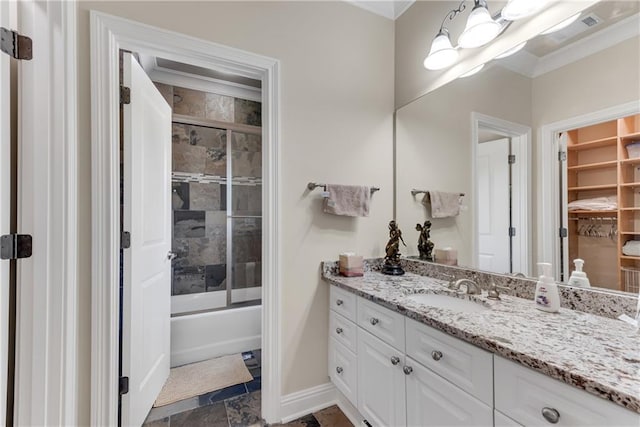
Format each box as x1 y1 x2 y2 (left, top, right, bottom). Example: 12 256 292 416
307 182 380 194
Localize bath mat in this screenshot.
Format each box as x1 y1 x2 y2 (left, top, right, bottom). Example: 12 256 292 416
154 354 253 407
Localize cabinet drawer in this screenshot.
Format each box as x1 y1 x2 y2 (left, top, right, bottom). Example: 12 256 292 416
330 286 357 322
406 356 493 427
495 357 639 426
329 337 357 407
329 310 357 354
406 318 493 406
494 410 522 427
357 297 405 351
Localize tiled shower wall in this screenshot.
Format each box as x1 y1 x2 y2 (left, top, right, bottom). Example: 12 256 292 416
155 82 262 299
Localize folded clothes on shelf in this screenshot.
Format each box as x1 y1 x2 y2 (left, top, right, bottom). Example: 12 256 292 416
568 196 617 211
622 240 640 257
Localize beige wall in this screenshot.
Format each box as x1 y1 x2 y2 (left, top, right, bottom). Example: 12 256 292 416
76 1 394 423
395 66 532 266
395 0 598 108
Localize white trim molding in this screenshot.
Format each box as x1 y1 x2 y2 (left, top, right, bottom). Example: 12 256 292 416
471 113 532 276
538 100 640 281
90 12 282 425
280 383 337 423
14 1 79 425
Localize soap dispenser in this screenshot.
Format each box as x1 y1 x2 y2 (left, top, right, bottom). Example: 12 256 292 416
567 258 591 288
534 262 560 313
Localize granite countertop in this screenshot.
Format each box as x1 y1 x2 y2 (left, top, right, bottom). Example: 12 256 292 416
322 267 640 414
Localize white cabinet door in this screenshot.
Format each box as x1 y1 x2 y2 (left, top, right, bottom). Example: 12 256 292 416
494 410 522 427
405 357 493 427
329 337 358 407
357 328 406 427
121 52 172 427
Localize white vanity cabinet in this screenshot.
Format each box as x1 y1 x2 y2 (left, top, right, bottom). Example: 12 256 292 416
328 287 359 407
495 357 640 426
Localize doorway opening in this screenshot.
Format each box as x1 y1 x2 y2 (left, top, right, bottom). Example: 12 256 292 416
91 12 281 427
471 113 531 276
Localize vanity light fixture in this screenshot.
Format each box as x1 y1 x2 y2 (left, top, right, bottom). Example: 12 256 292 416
423 29 459 70
458 0 502 48
540 12 581 35
495 41 527 59
459 63 485 78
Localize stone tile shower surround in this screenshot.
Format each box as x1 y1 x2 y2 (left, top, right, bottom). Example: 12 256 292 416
157 81 262 298
322 258 639 319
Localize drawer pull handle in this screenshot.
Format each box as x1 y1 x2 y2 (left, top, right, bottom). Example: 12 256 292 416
541 407 560 424
370 318 379 325
336 299 344 306
336 327 343 334
403 366 413 375
431 350 443 361
390 356 400 365
336 366 343 374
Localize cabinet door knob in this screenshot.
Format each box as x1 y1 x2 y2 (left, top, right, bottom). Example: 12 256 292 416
541 407 560 424
335 327 343 334
336 299 343 306
431 350 443 361
403 366 413 375
390 356 400 365
370 317 379 325
336 366 343 374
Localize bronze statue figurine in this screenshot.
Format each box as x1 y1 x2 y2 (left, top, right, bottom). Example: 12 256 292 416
416 220 434 261
383 220 406 275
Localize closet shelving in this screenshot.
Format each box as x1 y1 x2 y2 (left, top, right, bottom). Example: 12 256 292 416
565 114 640 291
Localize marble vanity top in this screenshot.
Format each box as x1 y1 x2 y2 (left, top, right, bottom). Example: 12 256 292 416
322 264 640 414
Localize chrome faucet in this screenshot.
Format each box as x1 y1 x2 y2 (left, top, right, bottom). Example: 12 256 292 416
452 279 481 295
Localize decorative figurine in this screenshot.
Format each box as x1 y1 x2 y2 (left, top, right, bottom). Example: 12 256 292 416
415 220 434 261
383 220 406 275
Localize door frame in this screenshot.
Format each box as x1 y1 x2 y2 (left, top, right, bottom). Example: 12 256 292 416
90 12 282 426
471 113 532 276
538 100 640 281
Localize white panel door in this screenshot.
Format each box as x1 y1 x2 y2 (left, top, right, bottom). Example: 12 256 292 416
405 357 493 427
121 52 172 427
357 328 406 427
477 138 511 273
0 2 11 424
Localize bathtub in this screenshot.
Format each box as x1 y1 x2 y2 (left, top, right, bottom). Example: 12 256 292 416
170 304 262 367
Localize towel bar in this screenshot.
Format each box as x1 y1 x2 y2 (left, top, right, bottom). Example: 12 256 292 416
411 189 465 197
307 182 380 194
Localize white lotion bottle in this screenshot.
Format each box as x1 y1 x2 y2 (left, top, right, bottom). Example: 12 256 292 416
534 262 560 313
567 258 591 288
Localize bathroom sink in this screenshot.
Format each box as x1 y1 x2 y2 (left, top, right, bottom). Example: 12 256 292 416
406 293 488 313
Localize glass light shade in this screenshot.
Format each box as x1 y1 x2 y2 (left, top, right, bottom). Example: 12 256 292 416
424 31 459 70
502 0 548 21
459 64 485 78
458 5 502 48
540 13 581 35
495 41 527 59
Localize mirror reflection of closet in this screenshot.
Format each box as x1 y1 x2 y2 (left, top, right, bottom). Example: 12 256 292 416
560 114 640 292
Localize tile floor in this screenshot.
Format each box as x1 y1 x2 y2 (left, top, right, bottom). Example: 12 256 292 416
143 350 352 426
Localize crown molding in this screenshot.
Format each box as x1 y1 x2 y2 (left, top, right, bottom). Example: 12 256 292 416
346 0 415 20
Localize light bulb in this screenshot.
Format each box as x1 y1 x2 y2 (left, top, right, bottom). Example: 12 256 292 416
459 64 485 78
495 41 527 59
424 30 459 70
540 13 581 35
502 0 549 21
458 3 502 49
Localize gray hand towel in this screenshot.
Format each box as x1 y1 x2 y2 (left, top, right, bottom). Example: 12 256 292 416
323 185 371 217
422 191 460 218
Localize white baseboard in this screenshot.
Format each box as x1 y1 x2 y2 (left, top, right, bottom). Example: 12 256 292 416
279 383 337 423
279 382 365 425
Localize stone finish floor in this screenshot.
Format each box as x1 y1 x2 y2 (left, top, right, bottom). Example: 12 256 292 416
144 350 353 427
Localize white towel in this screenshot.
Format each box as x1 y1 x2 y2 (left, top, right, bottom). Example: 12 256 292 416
423 191 460 218
623 241 640 257
323 185 371 217
568 196 617 211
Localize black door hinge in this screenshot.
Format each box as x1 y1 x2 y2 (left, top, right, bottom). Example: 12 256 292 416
508 154 516 164
559 227 568 238
119 376 129 395
0 234 32 260
558 150 567 162
121 231 131 249
509 227 516 237
120 85 131 104
0 27 32 60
